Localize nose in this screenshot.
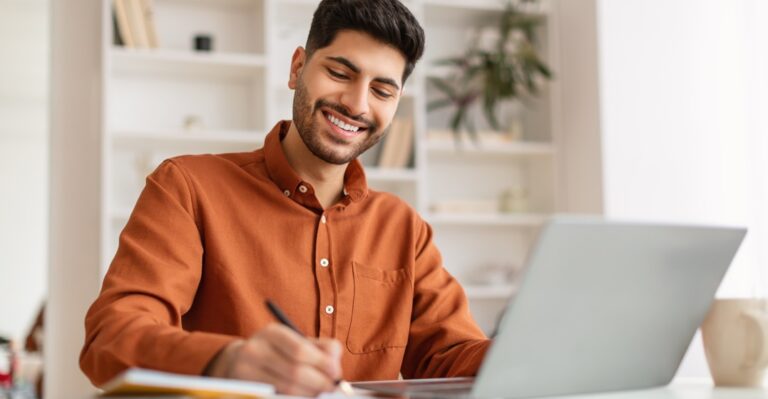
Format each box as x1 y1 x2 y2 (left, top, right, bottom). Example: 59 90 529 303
339 81 370 117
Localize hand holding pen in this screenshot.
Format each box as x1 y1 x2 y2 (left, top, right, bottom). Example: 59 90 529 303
205 300 347 397
266 300 355 396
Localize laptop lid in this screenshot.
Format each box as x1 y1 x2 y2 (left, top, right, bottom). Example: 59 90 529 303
473 217 746 398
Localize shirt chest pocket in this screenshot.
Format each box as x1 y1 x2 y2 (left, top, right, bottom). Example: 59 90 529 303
346 262 413 354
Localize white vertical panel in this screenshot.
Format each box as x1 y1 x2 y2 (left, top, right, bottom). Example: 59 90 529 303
553 0 604 214
47 0 103 397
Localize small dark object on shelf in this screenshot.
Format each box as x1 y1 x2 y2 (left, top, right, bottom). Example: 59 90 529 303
194 34 213 51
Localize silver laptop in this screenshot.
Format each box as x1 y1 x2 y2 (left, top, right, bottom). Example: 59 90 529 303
353 217 746 398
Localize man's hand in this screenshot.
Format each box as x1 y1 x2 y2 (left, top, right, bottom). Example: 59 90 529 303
206 324 342 396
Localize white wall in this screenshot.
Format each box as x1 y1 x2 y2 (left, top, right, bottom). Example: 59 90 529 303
0 0 49 343
597 0 768 378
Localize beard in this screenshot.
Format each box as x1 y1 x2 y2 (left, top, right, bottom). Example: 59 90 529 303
292 76 383 165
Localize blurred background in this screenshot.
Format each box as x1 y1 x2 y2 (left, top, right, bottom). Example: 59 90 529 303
1 0 766 398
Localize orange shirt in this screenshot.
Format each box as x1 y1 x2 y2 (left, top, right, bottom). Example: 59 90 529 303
80 121 490 387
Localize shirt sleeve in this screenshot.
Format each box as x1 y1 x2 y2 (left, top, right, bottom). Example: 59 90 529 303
401 219 492 379
79 160 237 387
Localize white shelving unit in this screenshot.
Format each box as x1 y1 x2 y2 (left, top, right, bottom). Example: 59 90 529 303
100 0 561 334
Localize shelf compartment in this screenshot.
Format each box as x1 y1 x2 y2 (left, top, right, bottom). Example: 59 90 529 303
108 67 265 133
421 0 548 63
426 155 556 214
148 0 265 54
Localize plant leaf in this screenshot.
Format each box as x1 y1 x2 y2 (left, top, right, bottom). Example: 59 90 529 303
450 106 466 134
428 77 458 99
483 94 500 131
427 98 455 112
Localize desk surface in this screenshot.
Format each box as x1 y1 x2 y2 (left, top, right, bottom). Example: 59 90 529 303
299 380 767 399
544 380 766 399
101 379 767 399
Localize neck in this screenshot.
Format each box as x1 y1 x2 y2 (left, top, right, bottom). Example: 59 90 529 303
281 122 347 209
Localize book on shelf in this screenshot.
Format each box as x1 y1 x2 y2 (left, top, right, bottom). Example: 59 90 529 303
112 11 124 46
126 0 150 48
113 0 135 48
391 117 414 168
377 117 414 168
140 0 159 48
113 0 159 49
377 118 400 168
100 368 274 398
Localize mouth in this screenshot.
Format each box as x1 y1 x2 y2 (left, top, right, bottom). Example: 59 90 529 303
321 109 368 139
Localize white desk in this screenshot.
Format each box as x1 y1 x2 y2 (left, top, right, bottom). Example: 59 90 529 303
546 380 766 399
301 379 767 399
101 379 767 399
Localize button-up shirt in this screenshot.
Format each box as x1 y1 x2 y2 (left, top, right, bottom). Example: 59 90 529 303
80 121 490 387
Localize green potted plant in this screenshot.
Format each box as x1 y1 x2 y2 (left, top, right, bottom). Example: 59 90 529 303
427 0 553 142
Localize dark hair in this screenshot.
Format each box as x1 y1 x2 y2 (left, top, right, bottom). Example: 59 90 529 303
306 0 425 83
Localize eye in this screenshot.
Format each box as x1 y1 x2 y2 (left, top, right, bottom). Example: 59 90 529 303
327 68 349 80
372 87 394 99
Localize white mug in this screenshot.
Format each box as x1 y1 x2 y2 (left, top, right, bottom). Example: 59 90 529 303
701 298 768 387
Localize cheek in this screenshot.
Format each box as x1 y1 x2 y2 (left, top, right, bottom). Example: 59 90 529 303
377 104 400 127
310 76 348 100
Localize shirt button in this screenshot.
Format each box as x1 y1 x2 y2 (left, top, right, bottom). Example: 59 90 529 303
320 215 327 224
320 258 330 267
298 185 308 193
325 305 334 315
283 189 290 196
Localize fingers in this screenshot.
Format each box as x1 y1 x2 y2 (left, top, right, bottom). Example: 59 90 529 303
256 339 337 394
261 324 338 376
314 338 342 379
227 324 341 396
229 353 329 398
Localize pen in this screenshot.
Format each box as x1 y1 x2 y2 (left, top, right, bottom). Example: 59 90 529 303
265 299 355 396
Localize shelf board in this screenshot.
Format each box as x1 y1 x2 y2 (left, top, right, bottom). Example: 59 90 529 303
423 0 505 11
422 0 549 13
463 284 517 299
110 130 266 152
427 212 547 227
110 48 266 77
365 167 419 182
110 208 132 222
111 129 265 144
274 0 320 6
426 139 555 157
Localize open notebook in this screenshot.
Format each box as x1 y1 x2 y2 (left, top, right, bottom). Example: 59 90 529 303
100 368 274 398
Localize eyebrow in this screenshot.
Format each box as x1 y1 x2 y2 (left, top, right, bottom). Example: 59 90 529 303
325 56 401 92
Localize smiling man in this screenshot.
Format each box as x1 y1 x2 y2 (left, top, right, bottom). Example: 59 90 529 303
80 0 490 396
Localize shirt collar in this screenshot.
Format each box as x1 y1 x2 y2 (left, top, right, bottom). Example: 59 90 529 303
263 120 368 206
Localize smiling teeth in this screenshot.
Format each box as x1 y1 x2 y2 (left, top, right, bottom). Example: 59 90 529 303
326 113 360 132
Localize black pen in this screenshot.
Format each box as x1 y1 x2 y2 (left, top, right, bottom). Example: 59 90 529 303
265 299 302 334
265 299 355 396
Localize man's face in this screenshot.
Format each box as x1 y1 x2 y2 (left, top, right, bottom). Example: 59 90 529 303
289 30 406 165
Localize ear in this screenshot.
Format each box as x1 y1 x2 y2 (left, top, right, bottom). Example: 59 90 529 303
288 47 307 90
